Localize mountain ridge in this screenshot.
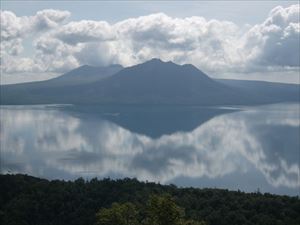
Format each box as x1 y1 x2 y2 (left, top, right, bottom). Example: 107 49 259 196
40 64 123 86
1 59 299 105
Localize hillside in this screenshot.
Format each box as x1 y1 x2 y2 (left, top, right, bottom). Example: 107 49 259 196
1 59 299 105
50 64 123 86
0 174 299 225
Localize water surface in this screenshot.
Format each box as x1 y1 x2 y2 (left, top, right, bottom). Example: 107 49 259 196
0 104 299 196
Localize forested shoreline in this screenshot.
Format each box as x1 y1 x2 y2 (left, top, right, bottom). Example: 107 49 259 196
1 174 299 225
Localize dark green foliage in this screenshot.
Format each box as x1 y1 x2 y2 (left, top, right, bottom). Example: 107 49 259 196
146 194 185 225
96 202 138 225
0 174 299 225
95 195 206 225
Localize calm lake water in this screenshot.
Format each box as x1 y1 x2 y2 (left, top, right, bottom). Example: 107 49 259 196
0 104 299 196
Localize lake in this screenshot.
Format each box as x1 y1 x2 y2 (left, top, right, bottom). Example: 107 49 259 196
0 103 299 196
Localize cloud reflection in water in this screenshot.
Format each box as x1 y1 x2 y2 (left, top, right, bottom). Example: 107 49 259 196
1 104 299 195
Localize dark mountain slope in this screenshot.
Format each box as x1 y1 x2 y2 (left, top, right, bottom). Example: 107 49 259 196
66 59 253 105
0 59 299 105
50 64 123 86
218 79 300 103
0 64 123 104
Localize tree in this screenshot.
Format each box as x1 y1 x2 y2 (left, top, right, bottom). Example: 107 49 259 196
2 175 299 225
146 194 185 225
184 220 207 225
95 202 138 225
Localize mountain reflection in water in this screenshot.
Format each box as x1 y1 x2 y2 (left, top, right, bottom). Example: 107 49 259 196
1 104 299 196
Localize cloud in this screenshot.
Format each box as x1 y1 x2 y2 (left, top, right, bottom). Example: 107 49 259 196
33 13 243 70
1 56 38 73
1 9 70 74
55 20 115 45
34 35 79 72
1 11 26 41
0 9 70 41
243 4 300 70
112 13 242 69
33 9 71 31
0 5 299 80
74 42 120 66
1 104 299 192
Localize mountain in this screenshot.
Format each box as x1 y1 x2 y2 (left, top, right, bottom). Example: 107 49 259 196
74 58 253 104
63 104 235 138
217 79 300 103
0 64 123 104
49 64 123 86
0 59 299 105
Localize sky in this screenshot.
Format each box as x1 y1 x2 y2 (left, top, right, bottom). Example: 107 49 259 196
1 1 299 84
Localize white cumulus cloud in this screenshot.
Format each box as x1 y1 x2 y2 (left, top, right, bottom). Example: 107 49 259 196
0 9 70 74
55 20 115 45
243 4 300 70
0 5 299 81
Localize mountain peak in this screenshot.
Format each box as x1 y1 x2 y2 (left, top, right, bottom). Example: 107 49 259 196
148 58 163 63
144 58 175 65
143 59 202 71
134 59 208 78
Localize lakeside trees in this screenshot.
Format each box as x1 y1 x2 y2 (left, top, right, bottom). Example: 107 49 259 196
1 174 299 225
96 202 138 225
96 195 207 225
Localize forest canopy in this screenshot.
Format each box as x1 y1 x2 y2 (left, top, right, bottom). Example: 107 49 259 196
0 174 299 225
